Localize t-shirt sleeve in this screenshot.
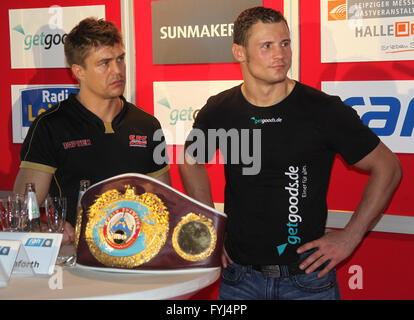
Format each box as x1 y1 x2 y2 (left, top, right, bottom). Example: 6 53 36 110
146 118 170 178
20 116 58 174
184 97 219 163
322 96 380 165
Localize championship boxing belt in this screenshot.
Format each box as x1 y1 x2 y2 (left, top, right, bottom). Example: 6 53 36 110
75 173 227 271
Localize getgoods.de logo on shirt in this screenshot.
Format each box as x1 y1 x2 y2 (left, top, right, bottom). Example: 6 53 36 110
250 117 282 125
277 165 308 256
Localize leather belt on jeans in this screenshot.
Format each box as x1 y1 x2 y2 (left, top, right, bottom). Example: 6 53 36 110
252 263 306 278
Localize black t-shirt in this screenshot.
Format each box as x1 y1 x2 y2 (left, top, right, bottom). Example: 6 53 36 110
186 82 380 265
20 94 169 226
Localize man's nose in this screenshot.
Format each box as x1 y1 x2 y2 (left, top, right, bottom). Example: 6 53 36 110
272 44 284 59
110 60 124 75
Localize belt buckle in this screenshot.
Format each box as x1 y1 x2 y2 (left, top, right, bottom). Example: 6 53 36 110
260 265 281 278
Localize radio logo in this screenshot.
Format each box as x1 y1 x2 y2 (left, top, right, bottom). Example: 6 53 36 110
21 87 79 127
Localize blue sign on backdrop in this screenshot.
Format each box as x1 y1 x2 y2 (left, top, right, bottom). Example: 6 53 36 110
21 87 79 127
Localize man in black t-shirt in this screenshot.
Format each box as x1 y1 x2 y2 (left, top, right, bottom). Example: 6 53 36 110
14 18 170 243
178 7 402 300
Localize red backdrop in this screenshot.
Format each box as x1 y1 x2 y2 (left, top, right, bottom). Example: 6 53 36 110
1 0 413 299
134 0 414 299
0 0 121 190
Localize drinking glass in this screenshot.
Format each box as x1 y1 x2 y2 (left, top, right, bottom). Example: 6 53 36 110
45 196 74 265
45 196 67 233
0 197 8 231
0 194 24 232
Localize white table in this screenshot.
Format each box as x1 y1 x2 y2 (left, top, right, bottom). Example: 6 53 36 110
0 265 221 300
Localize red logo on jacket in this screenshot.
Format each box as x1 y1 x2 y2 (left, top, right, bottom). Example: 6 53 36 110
63 139 91 149
129 135 147 147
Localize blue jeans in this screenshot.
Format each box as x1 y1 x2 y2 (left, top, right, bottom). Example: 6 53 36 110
218 254 341 300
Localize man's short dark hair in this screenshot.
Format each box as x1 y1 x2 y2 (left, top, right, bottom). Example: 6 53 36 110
233 7 288 47
64 17 123 67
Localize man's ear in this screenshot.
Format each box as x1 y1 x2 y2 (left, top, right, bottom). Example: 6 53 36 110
232 43 246 63
71 64 85 82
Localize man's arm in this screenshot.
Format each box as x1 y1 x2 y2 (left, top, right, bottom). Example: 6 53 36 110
14 168 75 243
155 170 172 186
297 142 402 277
14 168 53 204
178 148 235 267
177 149 214 208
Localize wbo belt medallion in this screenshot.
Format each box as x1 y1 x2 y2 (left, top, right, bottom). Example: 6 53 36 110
85 186 169 268
76 173 227 271
103 207 141 250
173 213 217 262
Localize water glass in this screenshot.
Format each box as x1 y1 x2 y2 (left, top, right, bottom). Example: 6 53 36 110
45 196 73 265
45 196 67 233
0 194 24 232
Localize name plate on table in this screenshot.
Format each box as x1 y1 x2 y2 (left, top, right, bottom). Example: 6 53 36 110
0 240 24 286
0 232 62 277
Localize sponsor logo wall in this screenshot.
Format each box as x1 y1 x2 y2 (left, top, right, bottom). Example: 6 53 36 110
321 0 414 62
9 5 105 69
9 5 105 143
11 85 79 143
154 81 242 145
151 0 262 64
322 80 414 154
151 0 257 149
